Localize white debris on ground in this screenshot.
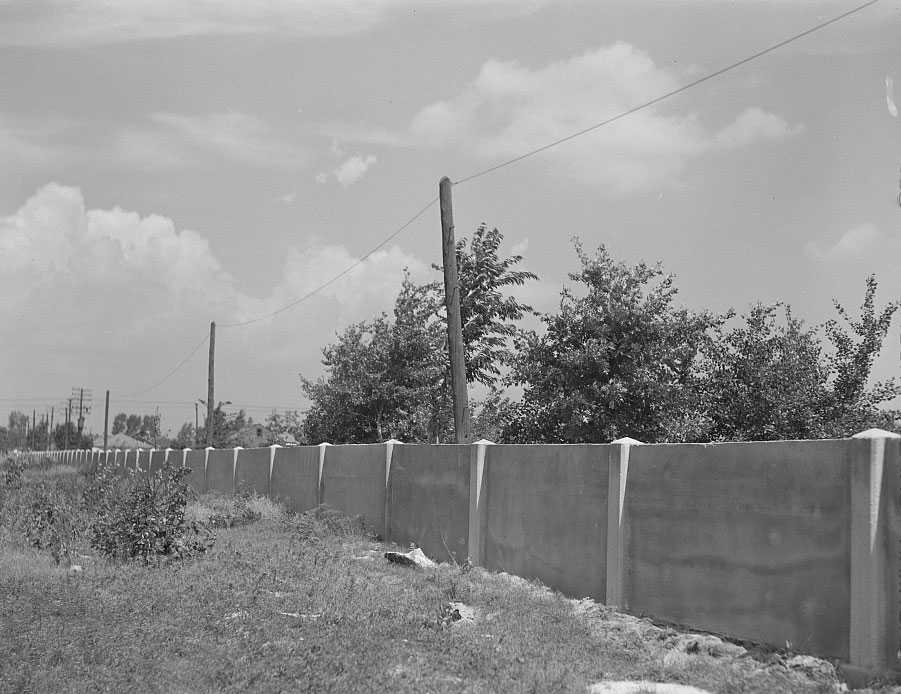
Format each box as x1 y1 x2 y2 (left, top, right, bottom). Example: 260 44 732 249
588 682 713 694
446 601 476 625
384 547 436 568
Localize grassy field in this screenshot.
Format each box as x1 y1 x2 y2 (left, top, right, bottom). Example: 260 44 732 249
0 459 895 693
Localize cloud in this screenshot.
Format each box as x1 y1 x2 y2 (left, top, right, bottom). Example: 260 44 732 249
316 153 378 186
804 223 895 261
346 43 797 194
334 154 377 186
0 183 430 408
0 0 553 46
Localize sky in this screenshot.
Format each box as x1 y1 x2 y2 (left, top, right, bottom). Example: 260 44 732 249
1 0 900 439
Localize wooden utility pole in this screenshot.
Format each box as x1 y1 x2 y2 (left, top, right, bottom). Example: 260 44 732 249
64 399 72 450
207 321 216 446
438 177 472 443
103 390 110 451
77 388 85 437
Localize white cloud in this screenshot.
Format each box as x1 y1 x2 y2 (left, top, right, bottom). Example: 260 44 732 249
0 0 553 46
334 154 377 186
0 183 430 405
315 153 378 186
713 107 798 149
349 43 798 194
804 223 894 262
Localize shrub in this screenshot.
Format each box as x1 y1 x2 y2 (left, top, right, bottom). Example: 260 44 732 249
21 482 78 565
87 461 213 563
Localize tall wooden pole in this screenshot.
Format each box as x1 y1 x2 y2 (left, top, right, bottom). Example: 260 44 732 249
64 400 71 450
207 321 216 446
103 390 110 451
439 177 472 443
77 388 85 437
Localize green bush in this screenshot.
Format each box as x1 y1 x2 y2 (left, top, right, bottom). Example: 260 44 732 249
21 482 78 565
87 461 214 563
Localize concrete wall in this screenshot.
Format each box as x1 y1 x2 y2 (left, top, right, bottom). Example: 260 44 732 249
206 449 236 495
270 446 319 513
388 444 470 564
148 449 167 476
235 447 271 497
621 440 852 659
481 444 610 602
184 449 207 495
52 433 900 674
320 444 386 535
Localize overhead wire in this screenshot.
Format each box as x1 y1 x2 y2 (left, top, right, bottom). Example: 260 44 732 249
218 196 439 328
452 0 881 186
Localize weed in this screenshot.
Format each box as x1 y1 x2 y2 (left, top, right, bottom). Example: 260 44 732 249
88 460 213 563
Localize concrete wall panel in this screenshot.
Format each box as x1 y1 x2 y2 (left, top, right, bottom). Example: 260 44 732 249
321 444 385 534
184 449 207 495
270 446 319 512
623 440 852 660
134 449 148 474
388 444 470 563
482 444 610 601
206 449 235 495
148 449 167 476
236 447 270 497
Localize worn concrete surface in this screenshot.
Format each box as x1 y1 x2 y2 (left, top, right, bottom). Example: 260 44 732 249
388 444 470 564
270 446 319 513
205 449 236 495
482 444 610 601
320 444 386 535
623 439 852 660
235 447 270 497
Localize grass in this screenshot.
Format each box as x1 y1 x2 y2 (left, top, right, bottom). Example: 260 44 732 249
0 458 895 693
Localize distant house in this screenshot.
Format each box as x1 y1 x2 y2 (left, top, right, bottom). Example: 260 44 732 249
92 432 152 450
233 425 300 448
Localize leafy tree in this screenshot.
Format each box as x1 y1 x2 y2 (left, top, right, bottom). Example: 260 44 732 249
196 401 250 448
432 223 538 386
112 413 127 435
52 422 92 450
823 275 900 434
699 304 831 441
303 273 451 443
171 422 195 449
264 411 305 444
503 241 723 443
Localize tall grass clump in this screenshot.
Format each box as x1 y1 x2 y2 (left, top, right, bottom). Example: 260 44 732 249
86 461 213 563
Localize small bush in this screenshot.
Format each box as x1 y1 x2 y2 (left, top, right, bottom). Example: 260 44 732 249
20 483 78 565
88 461 213 563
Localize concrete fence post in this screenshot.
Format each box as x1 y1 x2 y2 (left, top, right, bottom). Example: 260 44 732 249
467 439 494 566
231 447 242 495
204 446 214 494
268 444 281 498
606 437 643 609
384 439 402 541
317 443 330 507
849 428 901 671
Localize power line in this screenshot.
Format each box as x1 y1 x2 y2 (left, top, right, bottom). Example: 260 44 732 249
218 196 439 328
453 0 881 186
121 332 210 397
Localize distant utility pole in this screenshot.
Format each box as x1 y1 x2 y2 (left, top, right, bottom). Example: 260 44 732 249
77 388 85 436
103 390 110 451
438 176 472 444
207 321 216 446
64 399 72 450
